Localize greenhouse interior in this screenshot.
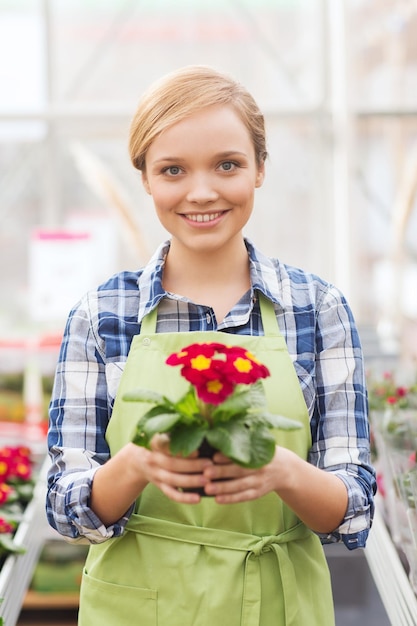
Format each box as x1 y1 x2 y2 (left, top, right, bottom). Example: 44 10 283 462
1 0 417 624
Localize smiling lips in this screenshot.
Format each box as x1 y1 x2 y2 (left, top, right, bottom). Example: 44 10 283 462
183 211 224 223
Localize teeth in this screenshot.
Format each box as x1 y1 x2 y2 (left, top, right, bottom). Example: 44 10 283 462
186 212 222 223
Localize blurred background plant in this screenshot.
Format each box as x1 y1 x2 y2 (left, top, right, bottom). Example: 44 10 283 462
0 446 35 570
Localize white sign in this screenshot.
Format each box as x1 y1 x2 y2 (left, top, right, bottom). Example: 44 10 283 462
29 229 95 322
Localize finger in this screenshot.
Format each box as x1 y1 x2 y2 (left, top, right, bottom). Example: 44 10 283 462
150 433 171 454
203 462 252 481
159 454 213 475
157 482 202 504
215 488 262 504
151 435 203 460
210 452 230 464
204 474 263 499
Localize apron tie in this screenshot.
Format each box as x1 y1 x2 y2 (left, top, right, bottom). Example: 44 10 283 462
126 514 311 626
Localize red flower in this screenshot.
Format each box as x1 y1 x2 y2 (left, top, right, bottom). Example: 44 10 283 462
0 459 9 482
166 343 224 367
0 446 33 482
0 482 12 505
224 347 270 384
166 342 271 405
195 377 235 405
376 472 385 498
0 517 14 534
11 459 32 481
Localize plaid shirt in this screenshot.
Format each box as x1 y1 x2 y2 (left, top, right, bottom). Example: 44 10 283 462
46 239 375 549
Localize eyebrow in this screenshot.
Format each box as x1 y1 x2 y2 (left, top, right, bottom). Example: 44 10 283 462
152 151 249 164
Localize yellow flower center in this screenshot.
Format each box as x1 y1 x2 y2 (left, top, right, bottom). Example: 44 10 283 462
234 357 253 373
191 355 212 371
245 350 261 364
207 380 223 394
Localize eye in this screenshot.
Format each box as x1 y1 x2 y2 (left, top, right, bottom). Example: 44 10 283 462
219 161 238 172
163 165 182 176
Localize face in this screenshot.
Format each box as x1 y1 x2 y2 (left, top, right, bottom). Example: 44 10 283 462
142 104 264 256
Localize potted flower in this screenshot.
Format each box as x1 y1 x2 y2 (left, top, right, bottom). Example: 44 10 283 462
367 371 417 460
124 342 301 470
0 446 34 571
0 444 45 626
367 370 417 590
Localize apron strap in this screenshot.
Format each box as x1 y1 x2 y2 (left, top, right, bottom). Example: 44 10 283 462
139 305 159 334
257 292 281 337
139 292 282 337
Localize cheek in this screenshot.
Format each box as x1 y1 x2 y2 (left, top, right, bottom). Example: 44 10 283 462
229 182 256 206
151 187 179 212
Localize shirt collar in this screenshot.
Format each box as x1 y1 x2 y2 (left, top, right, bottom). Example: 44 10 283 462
244 238 284 307
136 240 171 323
136 238 285 323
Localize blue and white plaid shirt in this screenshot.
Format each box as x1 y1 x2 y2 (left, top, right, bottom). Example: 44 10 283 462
46 239 376 549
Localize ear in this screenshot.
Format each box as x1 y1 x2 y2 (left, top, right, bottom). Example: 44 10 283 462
141 171 151 195
255 163 265 188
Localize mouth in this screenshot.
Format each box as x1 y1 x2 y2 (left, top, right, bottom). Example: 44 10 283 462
182 211 224 223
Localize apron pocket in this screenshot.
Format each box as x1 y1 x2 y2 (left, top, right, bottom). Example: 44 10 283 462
79 568 158 625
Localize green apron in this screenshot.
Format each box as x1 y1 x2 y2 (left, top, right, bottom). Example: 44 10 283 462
78 294 335 625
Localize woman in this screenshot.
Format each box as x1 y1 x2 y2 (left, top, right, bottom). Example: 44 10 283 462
46 65 376 625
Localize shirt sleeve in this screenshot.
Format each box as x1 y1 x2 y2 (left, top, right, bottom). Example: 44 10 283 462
46 292 132 544
309 284 376 550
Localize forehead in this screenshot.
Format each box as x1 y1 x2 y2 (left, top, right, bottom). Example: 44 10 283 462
147 104 253 157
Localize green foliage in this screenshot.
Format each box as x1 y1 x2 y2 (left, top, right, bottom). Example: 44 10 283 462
125 382 301 468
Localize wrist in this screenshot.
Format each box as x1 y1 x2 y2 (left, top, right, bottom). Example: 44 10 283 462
273 446 298 495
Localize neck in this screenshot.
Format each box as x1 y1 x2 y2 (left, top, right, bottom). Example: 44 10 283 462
162 237 251 320
165 237 249 283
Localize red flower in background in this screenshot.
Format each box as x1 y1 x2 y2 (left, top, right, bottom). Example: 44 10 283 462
0 445 33 512
0 483 13 505
0 517 14 534
0 446 32 483
367 370 417 411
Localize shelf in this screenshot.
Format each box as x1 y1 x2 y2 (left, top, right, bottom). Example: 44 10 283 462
365 498 417 624
0 457 50 626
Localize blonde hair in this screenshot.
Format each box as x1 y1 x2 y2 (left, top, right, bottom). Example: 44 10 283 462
129 65 267 171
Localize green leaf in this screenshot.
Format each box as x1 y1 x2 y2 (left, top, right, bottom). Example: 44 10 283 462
207 423 252 465
259 412 302 430
169 423 208 457
211 382 266 422
0 534 26 555
246 427 277 468
207 421 278 468
13 483 35 504
173 386 200 421
132 427 150 448
142 412 182 438
0 503 24 521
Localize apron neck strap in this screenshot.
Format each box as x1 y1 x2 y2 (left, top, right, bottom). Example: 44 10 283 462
140 304 159 334
139 292 281 337
257 292 281 337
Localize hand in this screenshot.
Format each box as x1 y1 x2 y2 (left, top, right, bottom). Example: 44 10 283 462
135 435 214 504
203 447 349 535
202 449 281 503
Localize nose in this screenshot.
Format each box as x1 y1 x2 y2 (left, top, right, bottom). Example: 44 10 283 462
186 173 219 204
